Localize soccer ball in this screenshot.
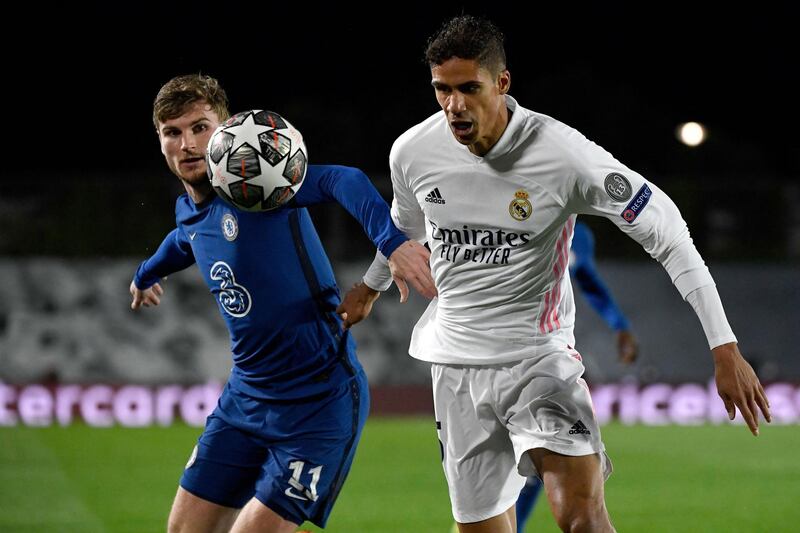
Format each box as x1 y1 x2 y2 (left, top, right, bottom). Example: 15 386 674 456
206 110 308 211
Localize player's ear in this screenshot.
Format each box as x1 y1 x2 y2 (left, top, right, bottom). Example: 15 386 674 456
497 70 511 95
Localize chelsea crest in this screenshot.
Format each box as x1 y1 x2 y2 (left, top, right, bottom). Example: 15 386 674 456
509 190 532 221
222 213 239 241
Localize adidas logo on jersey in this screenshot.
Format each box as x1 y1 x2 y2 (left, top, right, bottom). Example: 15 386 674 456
568 420 591 435
425 188 446 204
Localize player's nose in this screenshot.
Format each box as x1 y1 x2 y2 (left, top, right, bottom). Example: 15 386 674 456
180 132 197 151
447 92 466 115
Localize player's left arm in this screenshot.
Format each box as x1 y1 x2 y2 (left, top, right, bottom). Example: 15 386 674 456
291 164 407 260
569 136 770 435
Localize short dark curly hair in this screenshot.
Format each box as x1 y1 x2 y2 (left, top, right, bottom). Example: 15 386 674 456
424 15 506 74
153 73 230 127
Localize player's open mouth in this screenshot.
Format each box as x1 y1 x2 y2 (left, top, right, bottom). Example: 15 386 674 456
181 157 204 166
451 121 473 138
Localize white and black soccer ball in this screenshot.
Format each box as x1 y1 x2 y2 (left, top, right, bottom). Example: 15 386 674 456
206 110 307 211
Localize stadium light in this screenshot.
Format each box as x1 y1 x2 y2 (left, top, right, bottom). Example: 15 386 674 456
676 121 707 147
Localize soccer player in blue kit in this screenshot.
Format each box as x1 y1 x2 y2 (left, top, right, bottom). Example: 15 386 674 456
515 221 637 533
129 74 434 533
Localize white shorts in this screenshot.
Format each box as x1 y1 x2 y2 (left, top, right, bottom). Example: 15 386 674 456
431 350 612 523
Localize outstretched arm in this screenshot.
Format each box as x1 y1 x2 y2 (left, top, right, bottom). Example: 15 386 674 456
291 165 407 259
130 228 195 310
570 135 770 434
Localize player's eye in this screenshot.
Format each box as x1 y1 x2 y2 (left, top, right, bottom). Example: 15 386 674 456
194 124 208 134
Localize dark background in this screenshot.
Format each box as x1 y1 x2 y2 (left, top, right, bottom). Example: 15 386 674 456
2 2 798 261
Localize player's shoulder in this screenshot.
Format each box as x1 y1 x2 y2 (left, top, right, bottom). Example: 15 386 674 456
306 163 367 180
390 110 445 162
525 108 589 151
527 108 609 174
174 193 192 217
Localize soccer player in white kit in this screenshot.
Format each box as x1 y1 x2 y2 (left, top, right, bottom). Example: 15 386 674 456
338 15 771 533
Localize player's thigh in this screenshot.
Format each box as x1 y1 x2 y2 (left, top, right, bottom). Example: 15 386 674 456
252 372 369 528
168 486 239 533
528 449 607 516
179 413 268 509
432 363 526 524
230 496 298 533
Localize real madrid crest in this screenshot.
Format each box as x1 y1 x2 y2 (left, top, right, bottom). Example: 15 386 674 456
222 213 239 241
509 190 532 221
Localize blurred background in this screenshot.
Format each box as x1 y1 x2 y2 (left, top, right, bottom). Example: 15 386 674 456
2 3 799 532
1 2 798 416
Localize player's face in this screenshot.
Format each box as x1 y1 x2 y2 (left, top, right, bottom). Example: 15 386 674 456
158 100 220 185
431 57 510 156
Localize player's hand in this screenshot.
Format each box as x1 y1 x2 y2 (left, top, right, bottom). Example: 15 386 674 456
712 342 771 436
387 241 436 303
616 330 638 364
336 282 381 329
130 280 164 310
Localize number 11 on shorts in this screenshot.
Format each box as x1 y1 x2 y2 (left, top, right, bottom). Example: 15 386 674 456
285 460 323 502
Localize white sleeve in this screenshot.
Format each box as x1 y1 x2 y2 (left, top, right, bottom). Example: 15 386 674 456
363 251 393 291
362 144 427 292
685 285 737 349
566 128 735 349
387 146 426 242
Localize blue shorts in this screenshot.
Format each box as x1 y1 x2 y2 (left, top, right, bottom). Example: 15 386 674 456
180 370 369 528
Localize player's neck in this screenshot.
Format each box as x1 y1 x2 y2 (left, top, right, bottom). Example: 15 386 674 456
183 181 213 204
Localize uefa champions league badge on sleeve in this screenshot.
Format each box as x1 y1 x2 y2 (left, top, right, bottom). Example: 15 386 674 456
222 213 239 241
620 184 652 223
604 173 633 202
509 189 533 221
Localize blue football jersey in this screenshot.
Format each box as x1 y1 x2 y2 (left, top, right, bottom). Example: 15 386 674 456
569 221 630 332
135 164 406 399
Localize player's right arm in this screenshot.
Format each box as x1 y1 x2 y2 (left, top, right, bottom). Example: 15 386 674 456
130 228 195 310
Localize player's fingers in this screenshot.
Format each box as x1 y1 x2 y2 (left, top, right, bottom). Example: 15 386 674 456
735 397 758 436
395 277 409 303
755 382 772 422
153 283 164 296
720 394 736 420
409 260 436 298
758 381 770 407
755 390 772 423
409 274 436 300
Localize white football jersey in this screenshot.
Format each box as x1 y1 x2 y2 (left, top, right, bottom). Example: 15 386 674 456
372 95 729 365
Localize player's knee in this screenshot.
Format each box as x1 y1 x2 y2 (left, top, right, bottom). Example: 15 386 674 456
552 496 609 533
